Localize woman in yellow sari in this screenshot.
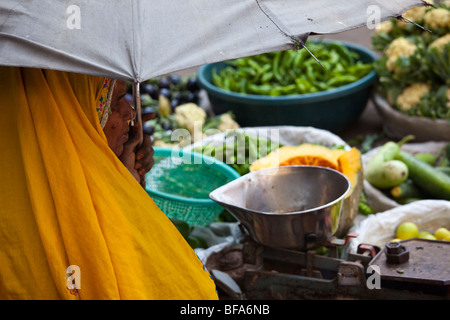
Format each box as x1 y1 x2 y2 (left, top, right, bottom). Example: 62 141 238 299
0 67 218 300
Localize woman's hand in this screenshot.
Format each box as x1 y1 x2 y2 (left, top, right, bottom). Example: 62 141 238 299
134 125 154 177
119 122 154 184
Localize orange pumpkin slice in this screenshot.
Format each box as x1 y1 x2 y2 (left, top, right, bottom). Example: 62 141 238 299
337 147 361 195
250 144 345 172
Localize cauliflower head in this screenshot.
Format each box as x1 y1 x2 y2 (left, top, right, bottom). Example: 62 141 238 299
424 8 450 29
174 103 207 134
385 38 417 73
396 83 430 111
396 0 433 29
429 33 450 51
402 2 433 26
375 20 393 35
217 113 240 131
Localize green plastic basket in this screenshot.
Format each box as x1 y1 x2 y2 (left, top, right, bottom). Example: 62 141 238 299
145 147 241 226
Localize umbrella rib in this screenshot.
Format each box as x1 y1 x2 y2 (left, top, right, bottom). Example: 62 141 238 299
254 0 323 68
396 0 434 33
396 15 431 33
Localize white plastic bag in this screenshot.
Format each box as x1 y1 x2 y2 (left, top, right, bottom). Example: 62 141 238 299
186 126 349 152
348 200 450 253
194 222 244 264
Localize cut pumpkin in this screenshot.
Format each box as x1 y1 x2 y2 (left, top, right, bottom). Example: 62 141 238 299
249 143 362 195
250 144 345 172
337 147 362 195
279 144 345 170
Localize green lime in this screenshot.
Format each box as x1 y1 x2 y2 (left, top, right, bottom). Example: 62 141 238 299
434 227 450 240
421 234 436 240
396 222 419 240
418 231 432 238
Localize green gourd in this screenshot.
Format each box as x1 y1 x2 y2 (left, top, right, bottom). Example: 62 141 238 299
414 153 437 166
364 136 413 189
395 151 450 200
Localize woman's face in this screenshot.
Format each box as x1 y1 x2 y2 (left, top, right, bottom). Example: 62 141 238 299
103 80 136 156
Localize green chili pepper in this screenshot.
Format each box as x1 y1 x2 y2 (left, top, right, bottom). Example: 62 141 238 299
327 74 358 86
305 64 316 82
212 40 374 96
248 83 273 95
295 77 311 93
328 42 355 65
261 71 274 83
272 51 283 82
281 50 295 70
358 202 374 215
248 59 263 74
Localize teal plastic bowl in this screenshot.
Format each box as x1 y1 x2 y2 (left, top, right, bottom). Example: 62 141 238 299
145 147 240 226
197 41 378 133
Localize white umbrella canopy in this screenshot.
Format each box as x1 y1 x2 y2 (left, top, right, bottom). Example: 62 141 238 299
0 0 427 82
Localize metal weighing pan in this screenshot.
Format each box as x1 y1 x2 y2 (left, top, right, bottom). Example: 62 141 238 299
209 165 350 250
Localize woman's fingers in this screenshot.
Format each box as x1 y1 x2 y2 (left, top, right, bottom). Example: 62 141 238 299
135 134 154 175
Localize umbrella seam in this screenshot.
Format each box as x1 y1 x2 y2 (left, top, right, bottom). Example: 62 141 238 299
255 0 296 47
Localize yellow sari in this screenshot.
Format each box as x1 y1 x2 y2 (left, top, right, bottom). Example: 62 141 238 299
0 67 218 300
